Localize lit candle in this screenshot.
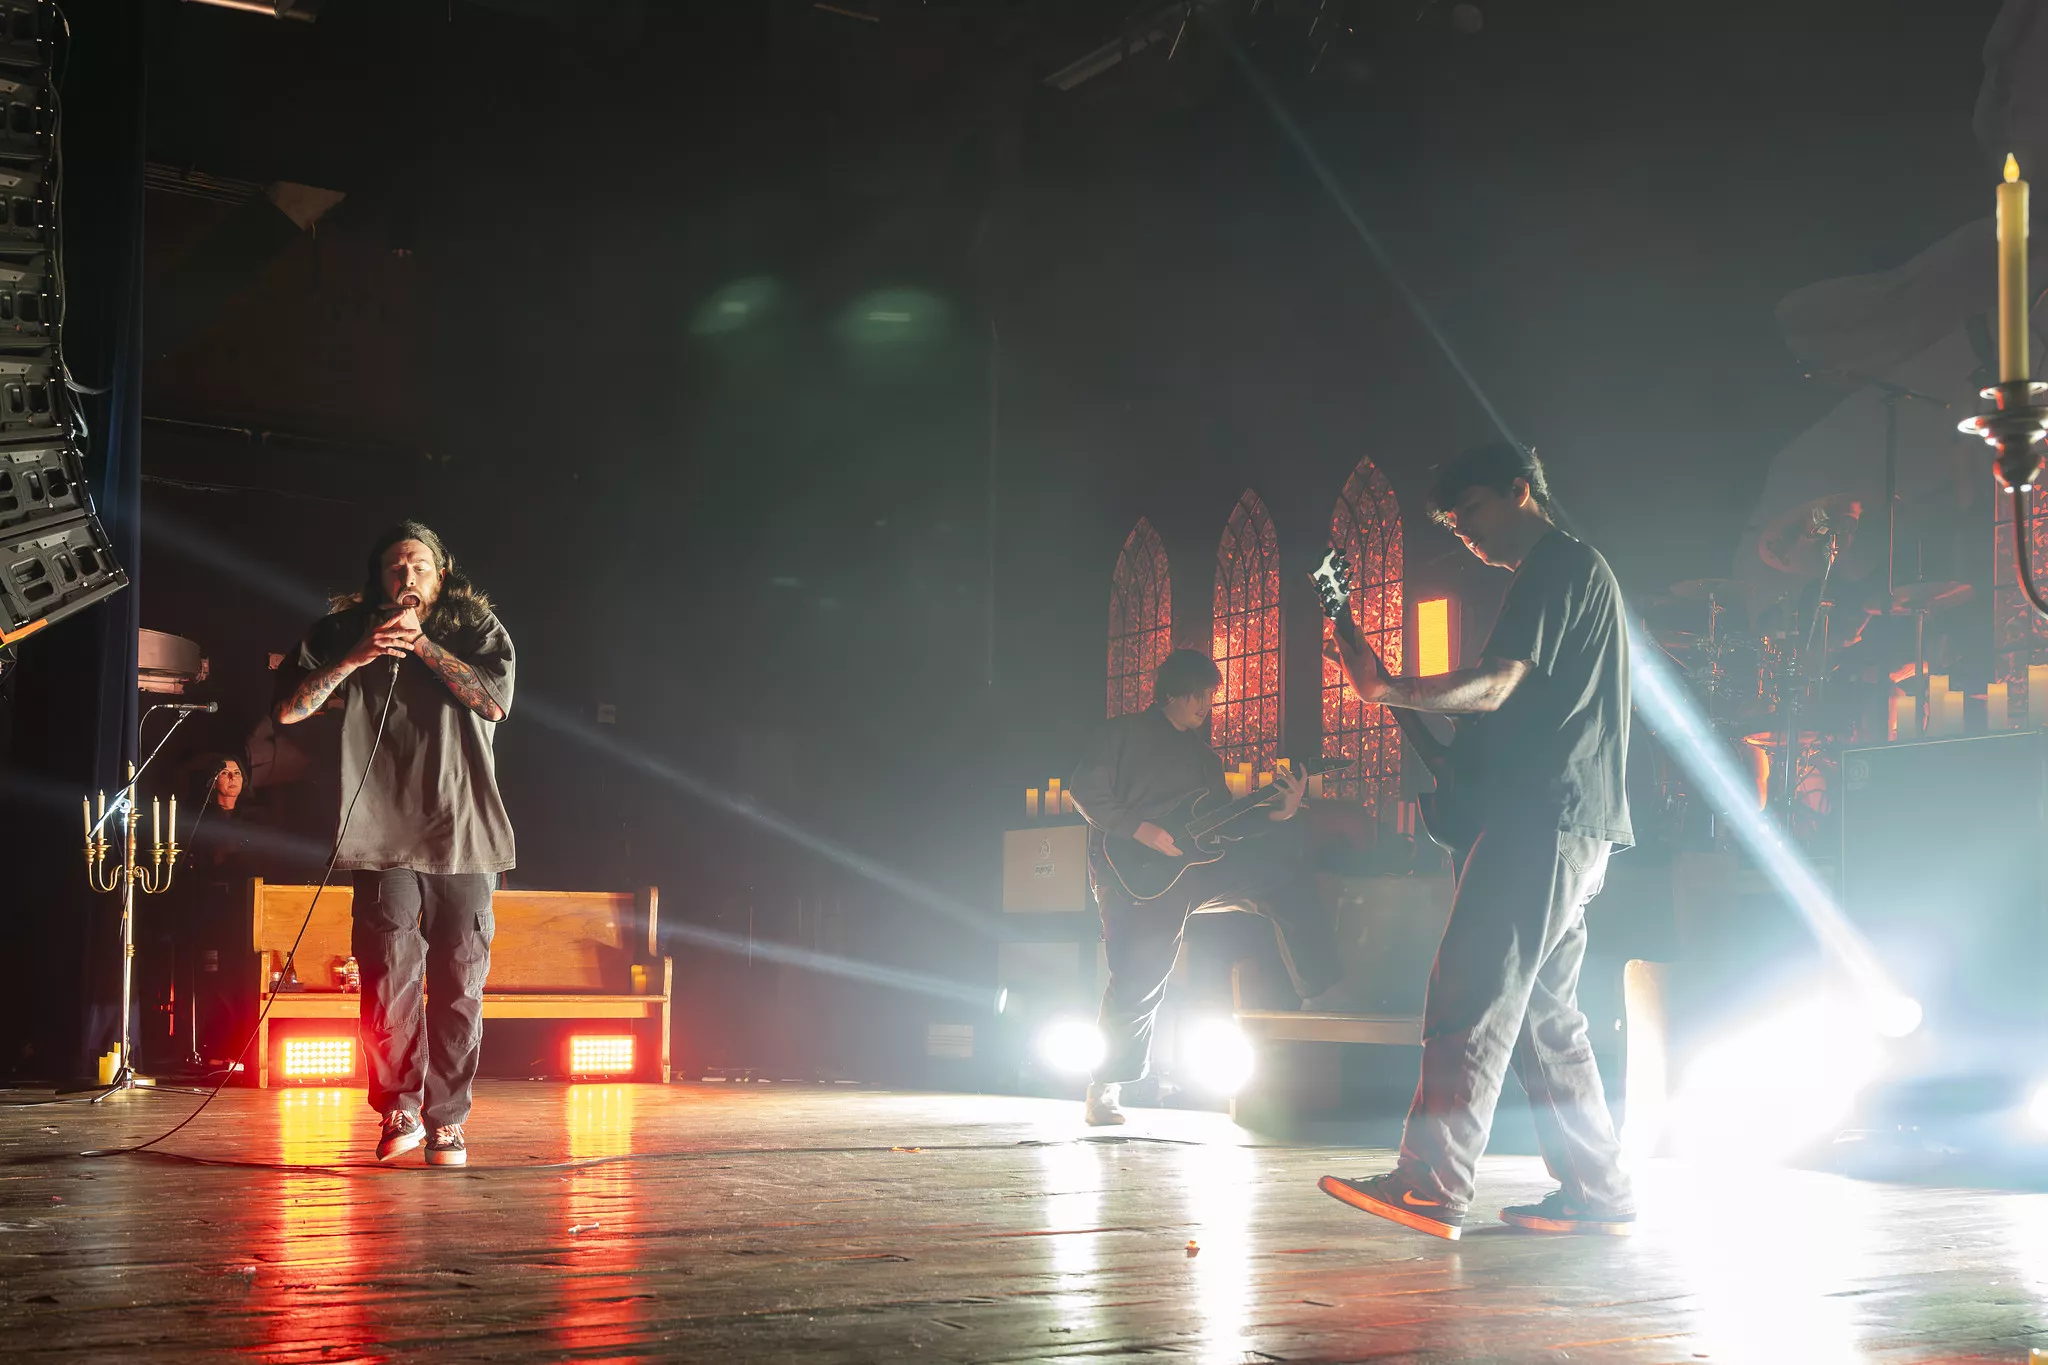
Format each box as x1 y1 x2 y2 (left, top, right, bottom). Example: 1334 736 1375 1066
1887 690 1908 742
168 795 176 847
1999 154 2031 383
1257 771 1272 789
1307 773 1324 799
1945 688 1965 737
1026 788 1039 819
1225 772 1245 798
1928 676 1950 737
2032 664 2048 726
1989 681 2010 731
151 796 160 850
1061 790 1074 814
81 796 90 844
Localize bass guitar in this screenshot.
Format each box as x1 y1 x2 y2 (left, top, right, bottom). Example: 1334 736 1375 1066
1091 757 1347 902
1312 546 1480 850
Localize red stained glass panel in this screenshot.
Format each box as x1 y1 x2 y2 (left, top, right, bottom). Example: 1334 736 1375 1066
1107 518 1173 718
1212 489 1282 775
1321 457 1404 820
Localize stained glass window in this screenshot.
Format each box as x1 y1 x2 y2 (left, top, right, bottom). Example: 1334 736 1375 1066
1212 489 1282 776
1321 456 1405 819
1107 518 1173 718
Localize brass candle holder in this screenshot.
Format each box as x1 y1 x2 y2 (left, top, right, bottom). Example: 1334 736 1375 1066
81 767 181 1092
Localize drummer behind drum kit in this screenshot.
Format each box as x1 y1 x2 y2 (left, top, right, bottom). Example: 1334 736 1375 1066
1644 492 1975 843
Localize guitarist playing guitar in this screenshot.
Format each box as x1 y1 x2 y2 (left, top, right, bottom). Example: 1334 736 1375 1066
1317 442 1638 1243
1068 648 1340 1127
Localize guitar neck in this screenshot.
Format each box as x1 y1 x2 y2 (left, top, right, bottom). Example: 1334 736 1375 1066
1185 783 1283 840
1332 606 1448 767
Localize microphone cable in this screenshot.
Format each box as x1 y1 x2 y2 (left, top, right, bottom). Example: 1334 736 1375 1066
79 650 404 1156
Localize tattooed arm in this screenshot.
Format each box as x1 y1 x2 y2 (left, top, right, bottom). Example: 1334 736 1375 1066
414 637 507 722
274 610 412 725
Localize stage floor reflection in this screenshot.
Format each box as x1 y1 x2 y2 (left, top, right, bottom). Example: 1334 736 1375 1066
2 1080 2043 1362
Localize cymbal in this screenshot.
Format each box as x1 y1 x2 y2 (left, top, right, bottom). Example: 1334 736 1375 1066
1888 580 1974 615
1759 494 1863 576
1671 577 1753 601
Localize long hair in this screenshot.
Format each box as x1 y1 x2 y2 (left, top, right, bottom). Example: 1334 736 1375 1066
345 521 495 638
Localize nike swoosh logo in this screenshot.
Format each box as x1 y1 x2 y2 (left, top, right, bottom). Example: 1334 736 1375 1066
1401 1191 1443 1208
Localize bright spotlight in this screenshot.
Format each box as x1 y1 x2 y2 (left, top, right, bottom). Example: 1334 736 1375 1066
1034 1018 1106 1077
1871 994 1923 1040
1179 1016 1255 1096
2027 1082 2048 1132
1674 995 1885 1165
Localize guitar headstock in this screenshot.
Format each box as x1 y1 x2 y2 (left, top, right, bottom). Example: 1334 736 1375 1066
1312 547 1356 623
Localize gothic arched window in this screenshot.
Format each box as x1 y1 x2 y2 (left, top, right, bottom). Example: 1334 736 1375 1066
1321 456 1405 819
1107 518 1173 718
1212 489 1282 776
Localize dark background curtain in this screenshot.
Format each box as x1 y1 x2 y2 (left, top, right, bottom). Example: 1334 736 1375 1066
0 0 146 1081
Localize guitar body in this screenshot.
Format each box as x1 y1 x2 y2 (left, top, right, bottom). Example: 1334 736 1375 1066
1415 777 1481 853
1094 787 1249 902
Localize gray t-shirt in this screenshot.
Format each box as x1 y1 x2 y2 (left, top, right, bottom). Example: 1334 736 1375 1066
1458 529 1633 847
291 604 517 875
1068 704 1229 839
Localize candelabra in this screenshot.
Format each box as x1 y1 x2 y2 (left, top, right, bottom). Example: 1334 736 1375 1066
1962 379 2048 622
81 770 180 1094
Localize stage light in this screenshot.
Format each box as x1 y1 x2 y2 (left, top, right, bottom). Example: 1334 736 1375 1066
837 288 950 347
1629 627 1922 1035
1034 1018 1106 1077
690 276 781 335
279 1037 355 1081
1674 995 1885 1165
1179 1016 1255 1096
568 1035 636 1078
2026 1083 2048 1133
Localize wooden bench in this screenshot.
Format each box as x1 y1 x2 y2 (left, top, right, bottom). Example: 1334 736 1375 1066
246 879 672 1088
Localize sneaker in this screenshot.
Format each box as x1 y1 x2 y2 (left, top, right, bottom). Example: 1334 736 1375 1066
425 1124 468 1167
375 1110 424 1163
1499 1188 1635 1236
1318 1170 1467 1241
1083 1082 1126 1127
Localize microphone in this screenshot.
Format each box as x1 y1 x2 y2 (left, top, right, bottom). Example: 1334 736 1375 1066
153 702 218 714
389 592 423 675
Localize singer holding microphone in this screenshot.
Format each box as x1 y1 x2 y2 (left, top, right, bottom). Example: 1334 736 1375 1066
274 522 515 1167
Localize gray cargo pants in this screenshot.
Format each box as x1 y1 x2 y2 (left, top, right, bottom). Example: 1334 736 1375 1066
1395 819 1633 1211
351 869 495 1128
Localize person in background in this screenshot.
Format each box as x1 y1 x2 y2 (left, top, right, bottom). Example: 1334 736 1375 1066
1067 648 1333 1127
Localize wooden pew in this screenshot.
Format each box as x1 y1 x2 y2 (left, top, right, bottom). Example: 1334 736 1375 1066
246 879 671 1088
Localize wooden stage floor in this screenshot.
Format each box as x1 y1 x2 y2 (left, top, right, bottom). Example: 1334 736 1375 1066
2 1081 2044 1363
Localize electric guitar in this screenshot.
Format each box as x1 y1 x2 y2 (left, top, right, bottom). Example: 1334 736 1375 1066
1312 546 1479 851
1091 757 1348 902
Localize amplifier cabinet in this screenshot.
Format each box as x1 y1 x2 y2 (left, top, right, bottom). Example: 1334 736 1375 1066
1839 731 2048 1033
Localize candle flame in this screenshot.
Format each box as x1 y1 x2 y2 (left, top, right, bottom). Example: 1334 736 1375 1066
2008 152 2022 184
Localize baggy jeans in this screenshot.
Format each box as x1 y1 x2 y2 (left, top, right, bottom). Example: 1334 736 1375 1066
351 869 495 1128
1091 824 1340 1086
1394 820 1633 1211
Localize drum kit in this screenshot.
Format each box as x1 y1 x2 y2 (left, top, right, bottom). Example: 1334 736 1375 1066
1641 491 1975 845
